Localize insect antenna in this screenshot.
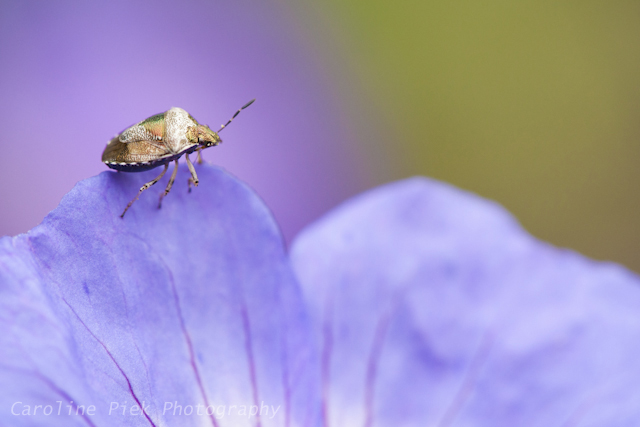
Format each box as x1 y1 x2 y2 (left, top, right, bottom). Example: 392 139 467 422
217 99 256 132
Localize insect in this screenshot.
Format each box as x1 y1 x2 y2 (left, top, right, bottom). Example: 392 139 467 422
102 99 255 218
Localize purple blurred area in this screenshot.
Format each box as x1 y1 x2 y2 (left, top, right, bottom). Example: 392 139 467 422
0 0 365 242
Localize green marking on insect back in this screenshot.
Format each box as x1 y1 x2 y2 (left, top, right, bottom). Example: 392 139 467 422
139 113 165 126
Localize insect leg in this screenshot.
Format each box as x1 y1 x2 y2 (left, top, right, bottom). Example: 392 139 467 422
121 163 169 218
185 153 199 193
158 160 180 209
196 148 203 165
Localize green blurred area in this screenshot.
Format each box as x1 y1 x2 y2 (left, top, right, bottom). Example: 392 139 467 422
289 1 640 271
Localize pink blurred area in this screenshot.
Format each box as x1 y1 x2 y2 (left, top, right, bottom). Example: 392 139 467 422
0 0 366 243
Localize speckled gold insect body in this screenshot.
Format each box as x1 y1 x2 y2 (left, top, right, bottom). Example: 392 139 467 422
102 100 255 217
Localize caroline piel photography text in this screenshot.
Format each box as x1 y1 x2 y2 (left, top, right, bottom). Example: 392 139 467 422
10 400 281 419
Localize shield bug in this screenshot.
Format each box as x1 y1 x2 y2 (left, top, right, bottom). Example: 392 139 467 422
102 99 255 217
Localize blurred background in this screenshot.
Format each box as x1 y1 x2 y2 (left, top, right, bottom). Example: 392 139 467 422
1 1 639 271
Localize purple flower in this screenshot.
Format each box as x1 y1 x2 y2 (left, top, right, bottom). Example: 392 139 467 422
1 166 639 426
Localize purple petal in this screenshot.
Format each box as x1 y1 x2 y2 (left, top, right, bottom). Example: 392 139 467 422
290 177 640 426
0 165 320 426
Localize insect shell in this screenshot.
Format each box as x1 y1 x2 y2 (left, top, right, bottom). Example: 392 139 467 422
102 107 221 173
102 99 255 218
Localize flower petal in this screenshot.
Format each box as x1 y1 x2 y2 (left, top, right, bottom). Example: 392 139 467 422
0 165 320 426
291 177 640 426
